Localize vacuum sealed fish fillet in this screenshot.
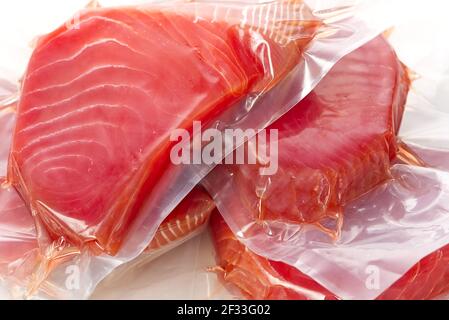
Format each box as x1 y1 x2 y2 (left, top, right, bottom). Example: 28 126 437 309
206 34 449 300
1 102 216 296
8 0 319 255
206 35 409 239
210 211 449 300
0 0 395 299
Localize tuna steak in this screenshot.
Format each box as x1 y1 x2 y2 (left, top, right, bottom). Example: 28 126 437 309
7 1 319 254
146 186 215 253
0 106 215 281
212 35 409 238
210 212 449 300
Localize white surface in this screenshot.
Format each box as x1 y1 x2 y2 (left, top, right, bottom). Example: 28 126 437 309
0 0 448 300
92 232 233 300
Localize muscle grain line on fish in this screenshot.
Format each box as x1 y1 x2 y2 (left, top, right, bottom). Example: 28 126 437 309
9 2 319 255
206 35 410 239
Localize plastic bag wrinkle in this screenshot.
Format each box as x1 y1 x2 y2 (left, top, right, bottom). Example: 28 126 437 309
1 0 398 299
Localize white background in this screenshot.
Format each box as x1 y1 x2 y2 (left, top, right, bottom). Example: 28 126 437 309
0 0 449 299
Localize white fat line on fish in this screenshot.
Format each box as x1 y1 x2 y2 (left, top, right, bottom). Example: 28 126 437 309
30 154 94 172
42 166 81 177
176 219 185 234
250 5 257 32
21 84 152 118
18 122 120 155
25 65 157 97
34 14 149 61
28 38 151 81
199 211 205 222
167 223 179 238
20 139 103 168
18 103 143 136
186 214 192 230
159 229 172 243
152 234 162 248
194 214 199 227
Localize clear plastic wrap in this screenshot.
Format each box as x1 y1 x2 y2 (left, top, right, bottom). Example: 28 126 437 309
210 205 449 300
206 34 409 239
0 0 396 299
205 10 449 300
89 1 449 300
0 99 39 283
1 95 215 298
93 230 234 300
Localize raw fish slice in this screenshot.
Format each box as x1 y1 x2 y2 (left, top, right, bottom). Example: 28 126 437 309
210 212 449 300
0 183 214 282
0 106 214 282
217 36 409 237
210 211 334 300
8 1 319 254
146 186 215 253
0 181 214 295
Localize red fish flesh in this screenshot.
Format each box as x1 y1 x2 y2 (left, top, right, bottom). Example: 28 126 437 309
0 182 214 294
210 212 449 300
0 106 215 282
7 2 319 254
0 183 213 281
146 186 215 253
215 35 409 238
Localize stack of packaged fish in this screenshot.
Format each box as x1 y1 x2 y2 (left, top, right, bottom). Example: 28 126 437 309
1 0 449 300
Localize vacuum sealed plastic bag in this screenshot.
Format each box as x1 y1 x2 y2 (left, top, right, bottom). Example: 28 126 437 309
206 35 409 239
8 0 319 256
0 106 15 178
205 19 449 300
0 0 395 299
210 203 449 300
1 97 216 297
93 230 233 300
0 100 39 280
90 0 449 300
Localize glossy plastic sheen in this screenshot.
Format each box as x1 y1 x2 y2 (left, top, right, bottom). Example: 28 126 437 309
206 36 449 300
8 1 319 255
1 0 396 299
207 36 409 240
1 102 215 297
146 186 215 253
210 212 449 300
